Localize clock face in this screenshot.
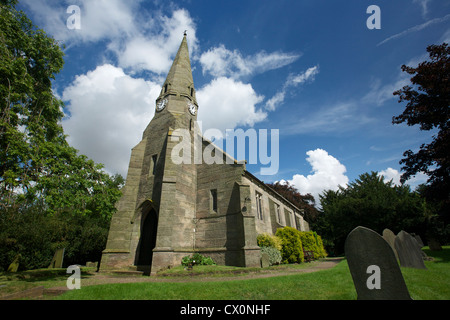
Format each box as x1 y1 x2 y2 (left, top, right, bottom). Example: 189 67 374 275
188 101 197 115
156 98 167 111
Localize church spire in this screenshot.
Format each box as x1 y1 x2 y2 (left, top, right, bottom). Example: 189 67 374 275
157 33 196 104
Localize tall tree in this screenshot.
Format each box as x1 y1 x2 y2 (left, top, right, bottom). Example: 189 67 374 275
0 1 122 219
392 43 449 207
266 181 319 224
317 172 430 255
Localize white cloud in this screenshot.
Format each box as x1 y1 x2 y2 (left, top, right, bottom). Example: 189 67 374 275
282 101 374 135
378 168 402 185
21 0 139 44
196 77 267 133
62 64 160 176
377 13 450 46
378 167 429 188
265 66 319 111
413 0 431 18
283 149 349 203
111 8 198 74
199 44 300 79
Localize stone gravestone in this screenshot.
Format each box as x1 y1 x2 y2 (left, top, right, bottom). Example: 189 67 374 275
382 228 399 261
260 252 270 268
395 231 427 269
48 248 65 269
345 226 412 300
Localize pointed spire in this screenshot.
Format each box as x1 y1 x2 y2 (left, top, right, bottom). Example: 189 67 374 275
158 33 196 102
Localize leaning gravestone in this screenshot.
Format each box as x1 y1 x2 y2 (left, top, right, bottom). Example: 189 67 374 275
395 231 427 269
48 248 65 269
345 226 412 300
382 228 399 261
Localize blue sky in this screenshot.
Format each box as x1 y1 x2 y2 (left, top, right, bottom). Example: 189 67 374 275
19 0 450 202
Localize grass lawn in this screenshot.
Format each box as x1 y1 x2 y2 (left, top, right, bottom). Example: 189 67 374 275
54 246 450 300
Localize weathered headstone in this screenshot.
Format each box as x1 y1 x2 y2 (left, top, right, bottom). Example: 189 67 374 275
7 254 21 273
260 252 270 268
395 231 427 269
48 248 65 269
345 226 412 300
412 234 424 248
382 228 399 261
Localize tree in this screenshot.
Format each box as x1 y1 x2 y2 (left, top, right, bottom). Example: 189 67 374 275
1 1 65 199
316 172 430 255
392 43 449 207
0 1 122 219
0 1 123 270
266 181 319 223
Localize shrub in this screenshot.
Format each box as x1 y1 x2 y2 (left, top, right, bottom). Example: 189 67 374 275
260 246 282 266
299 231 321 260
257 233 282 251
275 227 304 263
181 253 216 267
315 234 328 258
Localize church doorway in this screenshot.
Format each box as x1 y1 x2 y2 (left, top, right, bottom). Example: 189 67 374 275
136 208 158 268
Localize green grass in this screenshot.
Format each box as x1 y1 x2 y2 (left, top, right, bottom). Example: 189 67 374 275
3 247 449 300
57 246 450 300
56 260 357 300
0 267 96 298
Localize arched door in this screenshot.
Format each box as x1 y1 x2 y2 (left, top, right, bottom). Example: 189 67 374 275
136 208 158 266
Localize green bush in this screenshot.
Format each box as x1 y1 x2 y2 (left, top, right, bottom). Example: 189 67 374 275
0 205 110 271
257 233 282 251
315 234 328 258
275 227 304 263
260 246 282 266
181 253 216 267
299 231 322 260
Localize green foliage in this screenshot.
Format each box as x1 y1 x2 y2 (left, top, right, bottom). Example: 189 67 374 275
0 205 110 271
260 246 282 266
275 227 304 263
256 233 282 251
299 231 321 259
181 253 216 267
314 233 328 258
315 172 431 255
0 1 124 220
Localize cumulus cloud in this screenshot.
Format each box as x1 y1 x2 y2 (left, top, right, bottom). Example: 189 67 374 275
111 8 198 74
378 167 429 188
196 77 267 133
62 64 160 176
282 149 349 203
21 0 139 44
199 44 300 79
378 168 402 185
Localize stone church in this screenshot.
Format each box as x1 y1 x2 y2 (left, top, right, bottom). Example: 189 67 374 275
100 34 309 274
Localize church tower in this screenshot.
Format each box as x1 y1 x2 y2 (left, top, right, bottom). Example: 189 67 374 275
100 33 201 274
